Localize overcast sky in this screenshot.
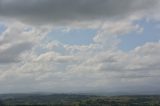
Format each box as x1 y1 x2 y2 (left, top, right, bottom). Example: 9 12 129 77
0 0 160 94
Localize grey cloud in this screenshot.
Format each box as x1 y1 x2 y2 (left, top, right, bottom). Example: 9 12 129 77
0 42 33 64
0 0 158 25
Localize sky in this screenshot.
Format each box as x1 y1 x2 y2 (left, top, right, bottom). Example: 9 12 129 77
0 0 160 94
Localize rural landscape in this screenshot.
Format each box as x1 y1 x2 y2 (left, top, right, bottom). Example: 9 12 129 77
0 94 160 106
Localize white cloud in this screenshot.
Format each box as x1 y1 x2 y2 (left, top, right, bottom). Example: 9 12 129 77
1 36 159 93
0 22 51 64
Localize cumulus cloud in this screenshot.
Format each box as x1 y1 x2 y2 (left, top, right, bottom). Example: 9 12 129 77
0 42 33 64
36 51 78 63
1 37 160 93
0 22 51 64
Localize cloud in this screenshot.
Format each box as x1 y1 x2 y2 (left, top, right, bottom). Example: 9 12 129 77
0 42 33 64
36 51 78 63
1 39 160 93
0 22 51 64
0 0 159 25
0 0 160 94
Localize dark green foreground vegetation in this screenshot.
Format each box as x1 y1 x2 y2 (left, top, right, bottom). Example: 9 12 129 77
0 94 160 106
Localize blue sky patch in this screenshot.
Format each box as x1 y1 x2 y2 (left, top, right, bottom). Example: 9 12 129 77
45 28 97 45
119 20 160 51
0 23 6 34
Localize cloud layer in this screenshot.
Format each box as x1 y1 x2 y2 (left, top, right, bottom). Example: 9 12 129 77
0 0 160 94
0 0 159 25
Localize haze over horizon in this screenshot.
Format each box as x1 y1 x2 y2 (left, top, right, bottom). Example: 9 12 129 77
0 0 160 94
